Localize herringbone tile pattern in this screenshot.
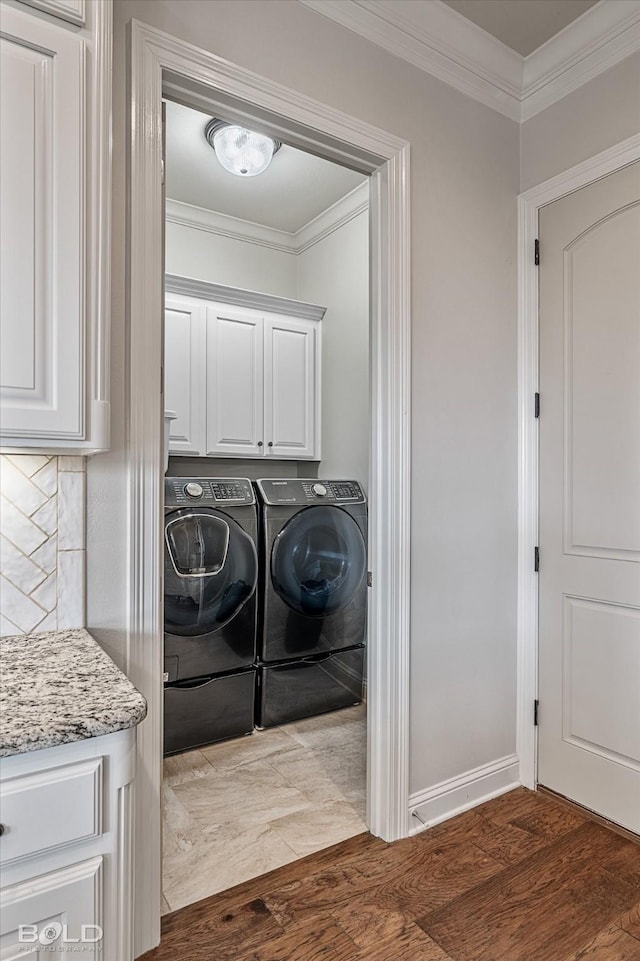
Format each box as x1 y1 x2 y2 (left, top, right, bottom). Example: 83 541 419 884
0 454 86 637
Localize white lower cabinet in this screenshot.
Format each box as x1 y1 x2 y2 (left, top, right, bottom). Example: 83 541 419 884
164 280 324 461
0 729 137 960
1 857 102 958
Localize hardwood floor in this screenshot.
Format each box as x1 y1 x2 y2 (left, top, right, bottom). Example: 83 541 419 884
141 788 640 961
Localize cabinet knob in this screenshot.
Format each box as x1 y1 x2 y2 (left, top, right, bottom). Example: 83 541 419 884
268 442 273 447
0 824 5 837
257 441 263 447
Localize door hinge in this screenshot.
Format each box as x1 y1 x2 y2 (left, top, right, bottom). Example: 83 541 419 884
367 571 372 588
534 238 540 266
534 392 540 418
160 159 165 185
534 546 539 572
534 699 539 726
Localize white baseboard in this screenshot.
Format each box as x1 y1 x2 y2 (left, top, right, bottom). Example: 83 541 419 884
408 754 520 835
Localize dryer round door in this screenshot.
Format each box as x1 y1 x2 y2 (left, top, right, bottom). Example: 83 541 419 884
164 508 257 635
271 506 366 617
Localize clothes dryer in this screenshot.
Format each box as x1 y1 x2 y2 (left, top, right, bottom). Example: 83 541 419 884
256 479 367 726
163 477 258 754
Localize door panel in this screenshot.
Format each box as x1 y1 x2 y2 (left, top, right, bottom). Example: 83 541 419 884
564 204 640 557
538 161 640 833
264 316 317 459
164 295 206 455
562 596 640 767
206 306 264 456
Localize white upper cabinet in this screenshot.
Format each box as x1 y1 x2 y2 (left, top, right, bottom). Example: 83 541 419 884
165 295 206 455
164 279 324 461
0 1 111 453
206 305 264 457
18 0 85 26
264 316 317 459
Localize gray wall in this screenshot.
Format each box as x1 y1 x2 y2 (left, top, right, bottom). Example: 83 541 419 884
520 53 640 191
297 208 370 491
90 0 520 798
165 219 298 298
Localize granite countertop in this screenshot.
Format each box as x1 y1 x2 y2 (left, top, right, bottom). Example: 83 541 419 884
0 629 147 757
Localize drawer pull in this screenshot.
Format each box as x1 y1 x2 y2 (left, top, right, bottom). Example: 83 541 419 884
0 824 5 836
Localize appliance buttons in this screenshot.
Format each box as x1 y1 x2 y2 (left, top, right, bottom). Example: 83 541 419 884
184 482 204 499
312 483 328 497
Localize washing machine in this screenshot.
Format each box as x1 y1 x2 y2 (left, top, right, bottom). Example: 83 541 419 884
163 477 258 755
256 478 367 727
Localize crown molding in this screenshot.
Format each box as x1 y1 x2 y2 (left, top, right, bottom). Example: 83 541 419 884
298 0 640 123
165 198 297 252
299 0 522 121
296 182 369 252
166 181 369 255
521 0 640 121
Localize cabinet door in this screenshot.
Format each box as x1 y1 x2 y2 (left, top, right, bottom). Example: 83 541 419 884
264 316 318 459
0 857 102 957
206 305 264 457
0 6 84 442
19 1 86 27
164 295 206 455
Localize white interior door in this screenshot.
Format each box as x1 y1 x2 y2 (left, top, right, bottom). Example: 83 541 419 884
538 161 640 833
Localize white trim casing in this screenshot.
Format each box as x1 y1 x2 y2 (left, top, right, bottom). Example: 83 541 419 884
128 20 411 955
300 0 640 122
516 133 640 790
409 754 520 834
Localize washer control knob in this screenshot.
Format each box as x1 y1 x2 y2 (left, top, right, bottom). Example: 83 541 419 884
184 482 203 499
312 483 328 497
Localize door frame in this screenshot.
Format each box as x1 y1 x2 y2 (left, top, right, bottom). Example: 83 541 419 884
127 20 411 955
516 133 640 791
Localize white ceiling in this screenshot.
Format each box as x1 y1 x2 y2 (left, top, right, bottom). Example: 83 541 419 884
165 100 367 233
441 0 599 57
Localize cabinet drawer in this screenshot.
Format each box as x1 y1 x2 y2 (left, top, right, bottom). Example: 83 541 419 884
0 758 102 865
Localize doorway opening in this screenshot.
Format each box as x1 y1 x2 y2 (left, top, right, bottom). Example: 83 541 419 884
127 20 410 953
161 98 371 912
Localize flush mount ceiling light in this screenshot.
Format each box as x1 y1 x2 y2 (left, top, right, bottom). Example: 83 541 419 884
205 119 282 178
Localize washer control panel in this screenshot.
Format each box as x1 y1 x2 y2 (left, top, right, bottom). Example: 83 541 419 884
165 477 255 507
257 479 365 506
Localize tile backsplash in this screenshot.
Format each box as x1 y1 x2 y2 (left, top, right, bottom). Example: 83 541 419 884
0 455 86 637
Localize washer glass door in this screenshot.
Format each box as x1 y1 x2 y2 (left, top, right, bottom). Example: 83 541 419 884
164 508 257 635
271 506 366 616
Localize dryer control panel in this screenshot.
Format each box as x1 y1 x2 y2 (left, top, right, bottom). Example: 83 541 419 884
256 479 365 506
165 477 255 507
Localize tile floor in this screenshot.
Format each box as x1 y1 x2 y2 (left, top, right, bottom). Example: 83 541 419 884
162 703 367 913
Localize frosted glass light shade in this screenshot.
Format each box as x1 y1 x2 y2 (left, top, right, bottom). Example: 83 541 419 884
212 125 276 177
